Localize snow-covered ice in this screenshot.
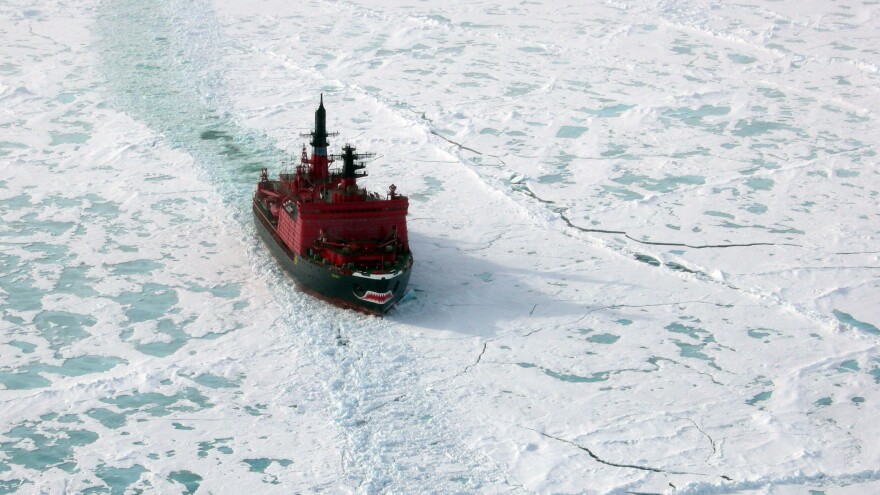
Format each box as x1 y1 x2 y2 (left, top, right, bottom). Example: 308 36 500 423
1 0 879 493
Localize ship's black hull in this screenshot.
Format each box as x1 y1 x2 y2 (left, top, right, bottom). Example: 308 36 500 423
253 202 412 315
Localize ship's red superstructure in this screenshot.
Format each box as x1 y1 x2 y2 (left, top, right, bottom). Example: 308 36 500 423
253 96 413 313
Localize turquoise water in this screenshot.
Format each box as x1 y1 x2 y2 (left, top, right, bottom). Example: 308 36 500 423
0 424 98 472
635 254 660 267
704 210 735 219
96 0 285 212
242 458 293 484
34 311 96 351
0 356 127 390
746 391 772 406
833 310 879 336
56 264 100 297
538 173 565 184
244 404 269 416
0 251 47 312
745 177 775 191
665 262 698 274
192 372 240 388
839 360 860 372
757 87 785 99
661 105 730 130
110 259 163 276
601 143 627 158
665 323 720 369
243 458 294 473
732 120 795 137
49 131 91 146
86 408 128 429
674 342 715 365
134 319 190 357
168 470 202 495
601 185 644 201
556 126 587 138
543 369 609 383
197 438 234 458
581 104 634 118
95 464 147 495
409 176 445 202
0 480 28 494
0 371 51 390
102 388 212 417
727 53 757 64
8 341 36 353
57 355 127 376
0 193 31 208
587 333 620 344
670 39 697 56
666 322 706 340
516 362 609 383
745 203 768 214
535 152 576 185
0 141 27 159
612 172 705 193
114 284 179 323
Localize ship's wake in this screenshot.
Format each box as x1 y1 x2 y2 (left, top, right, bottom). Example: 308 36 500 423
95 1 514 492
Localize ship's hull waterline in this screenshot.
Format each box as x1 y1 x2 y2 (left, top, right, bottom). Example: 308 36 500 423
253 201 412 315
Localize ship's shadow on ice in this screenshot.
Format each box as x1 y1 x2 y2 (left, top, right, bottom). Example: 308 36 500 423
390 232 598 335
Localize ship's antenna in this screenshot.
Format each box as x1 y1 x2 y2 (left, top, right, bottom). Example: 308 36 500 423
299 94 338 142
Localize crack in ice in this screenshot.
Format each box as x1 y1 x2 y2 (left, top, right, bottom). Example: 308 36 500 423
685 417 718 462
462 342 488 375
558 212 802 250
428 129 507 165
526 427 732 482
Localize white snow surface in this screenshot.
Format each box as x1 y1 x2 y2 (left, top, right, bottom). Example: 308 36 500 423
1 0 879 494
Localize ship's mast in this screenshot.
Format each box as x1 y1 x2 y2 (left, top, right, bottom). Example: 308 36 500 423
310 94 330 180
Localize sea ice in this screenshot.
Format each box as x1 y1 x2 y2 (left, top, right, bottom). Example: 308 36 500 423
1 0 878 493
